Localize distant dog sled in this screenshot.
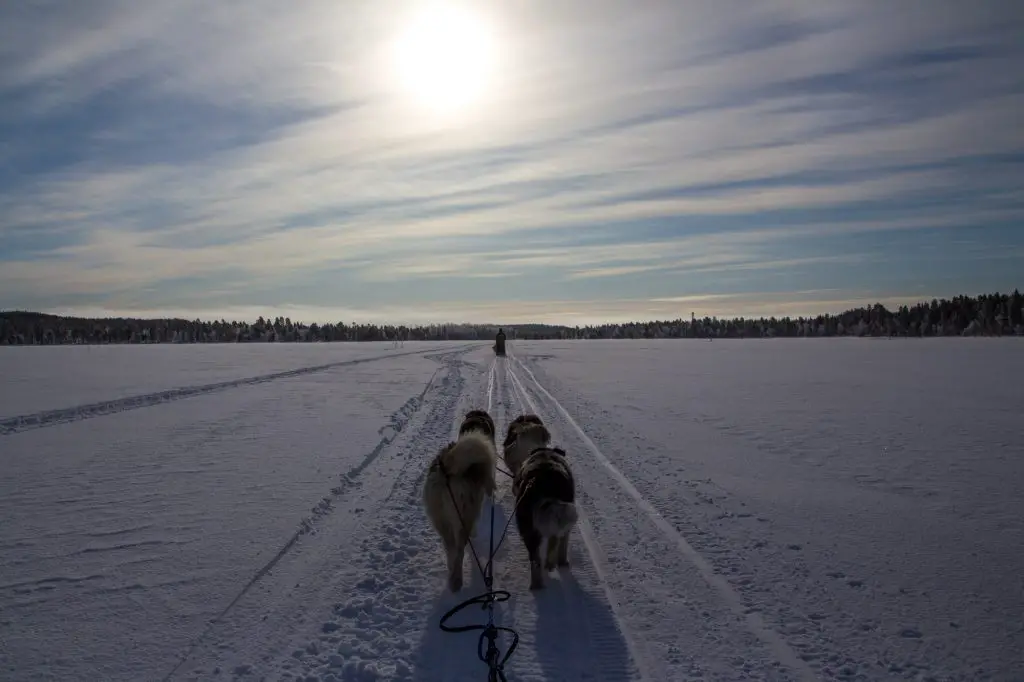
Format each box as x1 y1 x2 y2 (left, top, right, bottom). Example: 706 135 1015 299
494 328 506 356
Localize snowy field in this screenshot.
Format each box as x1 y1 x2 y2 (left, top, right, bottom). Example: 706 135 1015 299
1 339 1022 682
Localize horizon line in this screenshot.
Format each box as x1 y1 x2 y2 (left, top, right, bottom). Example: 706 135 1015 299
3 288 1020 328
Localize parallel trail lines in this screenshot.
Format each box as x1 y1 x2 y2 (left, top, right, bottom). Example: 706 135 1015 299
486 357 497 414
510 353 819 682
1 343 482 436
503 354 655 682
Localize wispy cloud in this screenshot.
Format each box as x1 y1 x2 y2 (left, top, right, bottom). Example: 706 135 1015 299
1 0 1022 323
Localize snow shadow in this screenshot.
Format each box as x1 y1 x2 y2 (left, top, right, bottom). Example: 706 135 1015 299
470 492 513 568
409 568 515 682
533 570 637 680
410 496 515 682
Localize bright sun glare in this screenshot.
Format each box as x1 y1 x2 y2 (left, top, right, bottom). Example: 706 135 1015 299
392 4 498 114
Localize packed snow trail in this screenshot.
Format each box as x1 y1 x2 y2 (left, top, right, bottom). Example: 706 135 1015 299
174 345 653 681
488 356 651 682
180 343 813 681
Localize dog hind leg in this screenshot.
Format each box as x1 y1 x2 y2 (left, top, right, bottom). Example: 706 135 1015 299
522 528 545 589
556 531 570 567
544 535 560 572
446 543 464 592
443 529 465 592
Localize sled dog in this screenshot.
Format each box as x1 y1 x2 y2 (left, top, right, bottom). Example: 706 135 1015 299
512 445 578 589
503 417 552 477
422 412 498 592
460 409 496 445
502 413 544 448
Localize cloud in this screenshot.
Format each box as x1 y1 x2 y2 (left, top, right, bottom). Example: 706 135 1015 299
1 0 1023 322
46 287 955 328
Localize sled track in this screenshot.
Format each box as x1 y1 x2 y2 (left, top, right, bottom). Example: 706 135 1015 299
278 353 646 682
161 348 472 681
486 357 497 413
508 351 818 682
0 343 478 436
272 348 491 682
502 356 655 682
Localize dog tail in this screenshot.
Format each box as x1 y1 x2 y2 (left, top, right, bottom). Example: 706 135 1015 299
534 499 579 536
439 431 497 479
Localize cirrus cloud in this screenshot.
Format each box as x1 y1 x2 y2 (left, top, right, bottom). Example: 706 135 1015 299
1 0 1022 323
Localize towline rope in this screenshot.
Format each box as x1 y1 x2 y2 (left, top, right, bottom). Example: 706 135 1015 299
436 458 529 682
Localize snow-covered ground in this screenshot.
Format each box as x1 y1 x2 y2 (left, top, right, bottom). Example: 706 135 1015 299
1 339 1021 681
0 341 431 420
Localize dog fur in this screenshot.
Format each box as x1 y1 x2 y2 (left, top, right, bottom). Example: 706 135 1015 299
422 413 498 592
460 409 496 445
503 421 552 477
502 413 544 448
512 446 578 589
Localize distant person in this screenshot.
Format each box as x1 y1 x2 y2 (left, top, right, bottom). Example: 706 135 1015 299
494 328 506 356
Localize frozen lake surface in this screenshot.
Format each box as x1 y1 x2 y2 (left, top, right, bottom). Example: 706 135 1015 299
2 339 1021 681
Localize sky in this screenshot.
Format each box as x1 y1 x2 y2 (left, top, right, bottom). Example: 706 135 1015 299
1 0 1022 326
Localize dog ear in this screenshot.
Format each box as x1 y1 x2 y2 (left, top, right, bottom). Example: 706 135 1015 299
503 421 520 446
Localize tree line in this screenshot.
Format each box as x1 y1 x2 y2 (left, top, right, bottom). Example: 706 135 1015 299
1 290 1021 345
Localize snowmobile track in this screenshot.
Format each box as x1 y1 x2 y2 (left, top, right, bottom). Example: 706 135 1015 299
0 342 478 436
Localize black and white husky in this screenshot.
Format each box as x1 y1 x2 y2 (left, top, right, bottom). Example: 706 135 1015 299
512 445 578 589
460 409 496 445
503 414 551 477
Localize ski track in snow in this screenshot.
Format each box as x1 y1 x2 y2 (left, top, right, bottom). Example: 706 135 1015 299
0 343 470 436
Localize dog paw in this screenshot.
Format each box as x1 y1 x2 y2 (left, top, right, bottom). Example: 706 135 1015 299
529 579 545 590
448 575 463 592
544 560 556 572
557 559 570 568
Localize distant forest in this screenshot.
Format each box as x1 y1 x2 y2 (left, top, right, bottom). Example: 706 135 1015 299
1 291 1022 345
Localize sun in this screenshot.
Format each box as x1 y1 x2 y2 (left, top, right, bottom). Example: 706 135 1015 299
391 4 498 114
